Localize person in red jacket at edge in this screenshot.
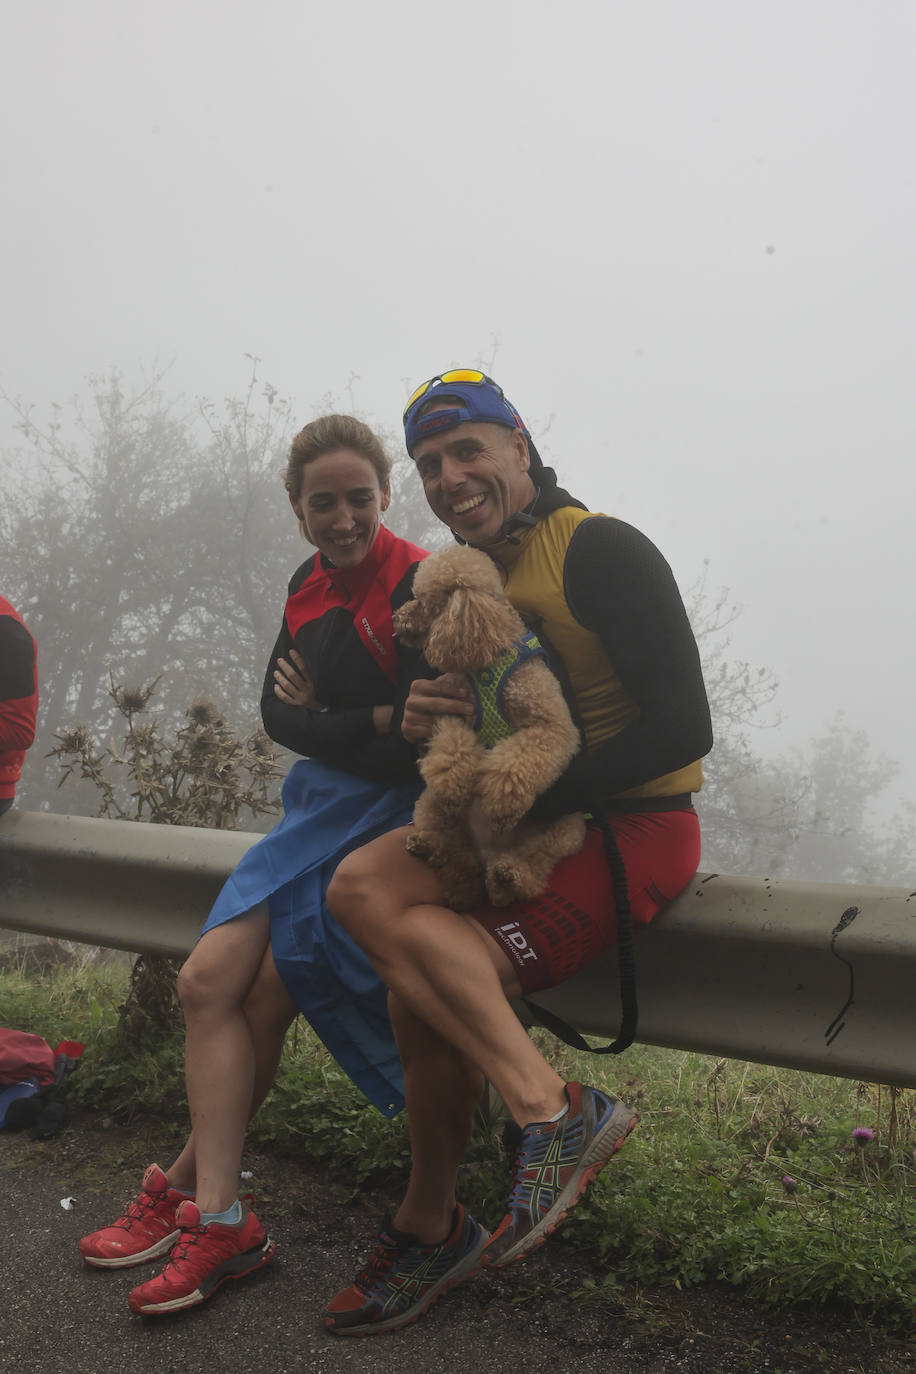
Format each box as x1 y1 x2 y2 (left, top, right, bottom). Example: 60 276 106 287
0 596 38 818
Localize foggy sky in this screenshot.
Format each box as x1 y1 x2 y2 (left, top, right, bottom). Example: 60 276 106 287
2 0 914 812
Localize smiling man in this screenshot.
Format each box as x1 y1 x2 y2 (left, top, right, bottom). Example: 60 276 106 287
322 370 713 1335
409 409 535 546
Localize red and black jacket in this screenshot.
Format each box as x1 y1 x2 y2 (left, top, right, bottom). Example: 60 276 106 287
260 524 428 785
0 596 38 802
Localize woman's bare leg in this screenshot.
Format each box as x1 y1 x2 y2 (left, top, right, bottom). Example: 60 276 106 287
243 940 298 1112
173 903 295 1212
164 941 296 1199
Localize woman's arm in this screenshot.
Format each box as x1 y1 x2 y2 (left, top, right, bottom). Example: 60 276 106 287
260 615 423 785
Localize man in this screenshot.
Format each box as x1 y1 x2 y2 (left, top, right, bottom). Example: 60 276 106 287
0 595 38 817
322 370 713 1335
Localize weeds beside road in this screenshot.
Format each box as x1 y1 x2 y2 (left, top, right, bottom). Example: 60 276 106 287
2 1112 913 1374
1 942 914 1370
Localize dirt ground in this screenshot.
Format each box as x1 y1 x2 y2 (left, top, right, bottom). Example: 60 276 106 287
1 1109 912 1374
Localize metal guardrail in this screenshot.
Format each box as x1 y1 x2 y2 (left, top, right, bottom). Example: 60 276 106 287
1 810 914 1088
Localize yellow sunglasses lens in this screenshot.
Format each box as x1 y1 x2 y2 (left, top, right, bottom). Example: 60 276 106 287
404 370 488 414
439 369 487 385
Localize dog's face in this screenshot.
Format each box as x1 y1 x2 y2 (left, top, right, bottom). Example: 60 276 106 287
394 547 523 672
393 595 437 647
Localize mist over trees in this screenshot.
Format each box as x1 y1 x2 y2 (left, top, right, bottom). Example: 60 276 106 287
2 368 913 885
0 364 443 815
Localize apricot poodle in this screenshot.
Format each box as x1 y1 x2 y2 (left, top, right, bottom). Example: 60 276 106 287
394 545 586 911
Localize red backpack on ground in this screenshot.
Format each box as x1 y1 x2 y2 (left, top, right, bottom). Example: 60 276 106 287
0 1028 84 1136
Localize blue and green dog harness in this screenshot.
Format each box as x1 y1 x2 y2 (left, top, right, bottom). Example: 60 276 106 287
467 630 548 747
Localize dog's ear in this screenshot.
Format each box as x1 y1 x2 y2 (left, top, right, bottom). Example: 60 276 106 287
425 586 515 670
393 599 427 646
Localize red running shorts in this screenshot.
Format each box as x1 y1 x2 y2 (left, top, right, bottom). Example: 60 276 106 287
472 808 701 995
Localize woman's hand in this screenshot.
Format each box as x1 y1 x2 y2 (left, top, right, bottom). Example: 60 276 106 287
273 648 324 710
401 674 474 744
372 705 394 735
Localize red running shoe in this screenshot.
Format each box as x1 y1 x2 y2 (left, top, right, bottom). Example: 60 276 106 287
128 1199 275 1315
79 1164 186 1268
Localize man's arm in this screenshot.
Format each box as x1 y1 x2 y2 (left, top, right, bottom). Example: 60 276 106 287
532 517 712 818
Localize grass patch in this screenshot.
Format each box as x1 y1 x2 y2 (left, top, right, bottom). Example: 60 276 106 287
544 1038 915 1331
3 950 914 1333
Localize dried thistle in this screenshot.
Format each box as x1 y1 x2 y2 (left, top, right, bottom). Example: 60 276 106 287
52 723 92 755
54 676 282 1034
109 674 160 718
247 728 274 760
185 730 222 766
186 696 224 728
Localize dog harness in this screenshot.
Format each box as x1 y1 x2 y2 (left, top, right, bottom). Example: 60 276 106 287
468 630 547 747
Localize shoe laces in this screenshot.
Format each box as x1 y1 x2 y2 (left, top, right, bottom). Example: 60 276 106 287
164 1223 204 1270
355 1231 403 1293
117 1189 166 1232
507 1123 552 1204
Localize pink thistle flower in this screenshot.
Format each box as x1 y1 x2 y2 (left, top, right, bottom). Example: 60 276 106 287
781 1175 798 1193
852 1126 875 1145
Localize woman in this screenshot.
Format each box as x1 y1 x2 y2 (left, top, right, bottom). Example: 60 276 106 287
78 415 428 1316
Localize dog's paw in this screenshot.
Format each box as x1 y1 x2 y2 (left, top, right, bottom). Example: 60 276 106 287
405 831 445 868
485 857 539 906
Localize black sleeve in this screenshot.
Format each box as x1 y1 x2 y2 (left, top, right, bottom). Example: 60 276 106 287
259 564 426 785
530 517 712 819
259 621 423 784
0 617 36 700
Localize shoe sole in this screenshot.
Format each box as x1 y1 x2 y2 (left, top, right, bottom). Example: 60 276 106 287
130 1236 276 1315
482 1099 638 1269
81 1229 181 1268
323 1228 490 1337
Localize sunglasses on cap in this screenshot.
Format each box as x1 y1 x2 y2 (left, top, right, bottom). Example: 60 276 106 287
403 370 536 461
403 369 505 416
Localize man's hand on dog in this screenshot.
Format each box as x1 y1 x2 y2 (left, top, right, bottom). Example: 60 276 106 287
401 674 475 743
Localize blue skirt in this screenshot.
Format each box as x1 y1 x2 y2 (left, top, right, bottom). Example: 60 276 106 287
200 758 420 1117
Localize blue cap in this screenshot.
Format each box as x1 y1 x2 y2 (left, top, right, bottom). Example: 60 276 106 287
403 375 543 471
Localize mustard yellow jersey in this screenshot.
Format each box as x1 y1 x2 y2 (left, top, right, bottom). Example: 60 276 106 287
487 505 708 806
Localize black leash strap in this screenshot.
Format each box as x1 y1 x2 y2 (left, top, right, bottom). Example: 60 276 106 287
523 810 638 1055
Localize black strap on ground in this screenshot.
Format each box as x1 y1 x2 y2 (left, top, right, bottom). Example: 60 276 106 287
523 808 638 1055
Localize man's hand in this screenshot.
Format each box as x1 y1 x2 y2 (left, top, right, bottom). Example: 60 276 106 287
273 648 323 710
401 674 474 743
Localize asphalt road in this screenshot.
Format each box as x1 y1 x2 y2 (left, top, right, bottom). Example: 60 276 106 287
1 1113 913 1374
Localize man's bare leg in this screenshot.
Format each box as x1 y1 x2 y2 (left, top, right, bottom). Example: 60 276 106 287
322 987 494 1335
328 831 567 1127
387 992 484 1245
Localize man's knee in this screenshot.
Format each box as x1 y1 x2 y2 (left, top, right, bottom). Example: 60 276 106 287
326 850 378 937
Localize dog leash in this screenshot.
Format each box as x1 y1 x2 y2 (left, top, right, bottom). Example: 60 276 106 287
523 806 637 1055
